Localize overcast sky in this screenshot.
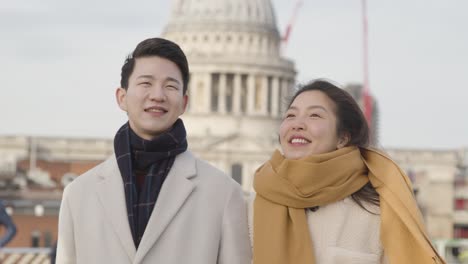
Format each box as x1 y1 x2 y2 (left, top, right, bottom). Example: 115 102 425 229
1 0 467 149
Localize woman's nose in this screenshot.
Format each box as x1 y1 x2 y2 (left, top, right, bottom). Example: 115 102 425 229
291 118 306 130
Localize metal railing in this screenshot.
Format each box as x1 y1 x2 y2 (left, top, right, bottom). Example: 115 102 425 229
0 248 52 264
0 241 467 264
434 239 468 264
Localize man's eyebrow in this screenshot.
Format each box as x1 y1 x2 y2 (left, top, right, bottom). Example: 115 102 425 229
135 75 180 85
136 75 155 80
166 77 181 84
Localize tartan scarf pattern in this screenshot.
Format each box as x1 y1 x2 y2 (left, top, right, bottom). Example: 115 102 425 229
114 119 188 248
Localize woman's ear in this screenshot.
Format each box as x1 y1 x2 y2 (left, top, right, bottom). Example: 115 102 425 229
337 133 350 149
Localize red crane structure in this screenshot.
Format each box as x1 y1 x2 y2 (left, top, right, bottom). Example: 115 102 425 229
361 0 373 129
281 0 303 53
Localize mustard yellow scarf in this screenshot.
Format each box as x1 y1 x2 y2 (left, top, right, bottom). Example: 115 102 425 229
253 146 445 264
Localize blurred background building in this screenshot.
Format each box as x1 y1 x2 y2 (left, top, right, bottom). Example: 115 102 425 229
0 0 467 262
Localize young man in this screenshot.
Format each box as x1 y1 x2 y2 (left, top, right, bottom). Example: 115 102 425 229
57 38 251 264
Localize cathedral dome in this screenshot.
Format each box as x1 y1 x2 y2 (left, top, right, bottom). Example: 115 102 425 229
162 0 281 57
165 0 278 36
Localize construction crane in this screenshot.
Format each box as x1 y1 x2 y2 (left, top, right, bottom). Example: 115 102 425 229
281 0 303 53
361 0 373 129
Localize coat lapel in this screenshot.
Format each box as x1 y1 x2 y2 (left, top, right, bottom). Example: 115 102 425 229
96 157 137 262
133 151 197 264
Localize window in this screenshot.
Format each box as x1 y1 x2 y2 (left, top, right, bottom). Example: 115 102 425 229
406 169 415 182
455 198 468 210
278 78 283 116
454 177 466 187
254 76 262 111
231 163 243 185
186 73 192 111
240 74 248 113
31 230 41 247
211 73 220 112
267 76 273 114
454 225 468 238
195 80 204 110
44 231 53 247
226 74 234 113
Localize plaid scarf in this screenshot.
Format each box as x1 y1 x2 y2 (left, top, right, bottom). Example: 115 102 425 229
114 119 188 248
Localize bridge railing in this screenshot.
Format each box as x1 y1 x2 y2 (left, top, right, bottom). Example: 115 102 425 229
0 247 52 264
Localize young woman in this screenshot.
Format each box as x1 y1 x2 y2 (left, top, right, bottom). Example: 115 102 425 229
249 80 445 264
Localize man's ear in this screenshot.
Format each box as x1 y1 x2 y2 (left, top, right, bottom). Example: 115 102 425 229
182 95 189 113
337 133 350 149
116 87 127 112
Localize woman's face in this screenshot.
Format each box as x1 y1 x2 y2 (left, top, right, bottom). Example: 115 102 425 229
279 90 346 160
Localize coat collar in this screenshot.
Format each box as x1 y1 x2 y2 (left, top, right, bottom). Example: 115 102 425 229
96 156 136 261
96 150 197 264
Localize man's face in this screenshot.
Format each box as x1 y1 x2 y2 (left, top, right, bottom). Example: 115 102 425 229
116 56 188 140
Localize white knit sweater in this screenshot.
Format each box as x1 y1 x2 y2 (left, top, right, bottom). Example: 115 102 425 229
248 193 389 264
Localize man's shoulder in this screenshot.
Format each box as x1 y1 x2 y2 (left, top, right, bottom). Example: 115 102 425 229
64 155 115 193
188 152 240 189
194 157 224 176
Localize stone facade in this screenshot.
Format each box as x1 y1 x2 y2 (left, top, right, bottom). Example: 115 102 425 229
385 148 468 239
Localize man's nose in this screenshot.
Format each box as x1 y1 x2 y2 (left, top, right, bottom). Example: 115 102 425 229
149 85 165 101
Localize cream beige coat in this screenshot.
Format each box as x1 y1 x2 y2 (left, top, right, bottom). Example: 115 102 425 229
57 151 251 264
248 193 389 264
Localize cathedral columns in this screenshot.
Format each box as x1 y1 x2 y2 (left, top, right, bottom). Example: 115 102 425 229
187 74 196 112
190 72 294 118
218 73 227 114
271 77 280 117
247 74 255 114
280 78 289 116
233 73 241 114
260 75 268 115
202 72 212 113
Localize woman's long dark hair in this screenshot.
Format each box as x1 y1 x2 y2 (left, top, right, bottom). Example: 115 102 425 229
288 79 380 212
